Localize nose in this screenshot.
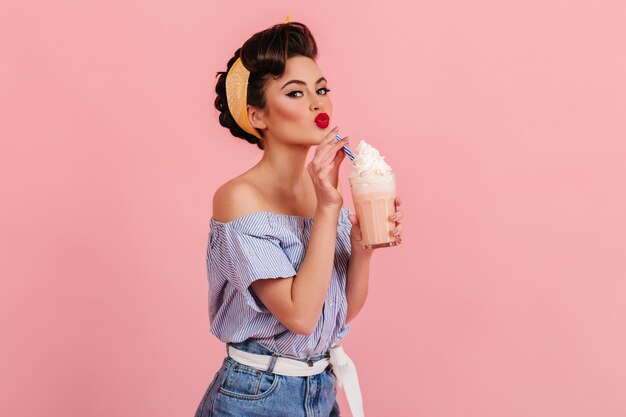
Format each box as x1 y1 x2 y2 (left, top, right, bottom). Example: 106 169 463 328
309 96 324 111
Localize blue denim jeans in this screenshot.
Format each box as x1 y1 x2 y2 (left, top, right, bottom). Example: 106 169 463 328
195 339 340 417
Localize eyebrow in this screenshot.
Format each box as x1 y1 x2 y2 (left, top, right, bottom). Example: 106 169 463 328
281 77 327 90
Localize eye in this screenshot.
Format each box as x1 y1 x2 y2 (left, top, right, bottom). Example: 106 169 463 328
317 87 331 95
286 91 303 97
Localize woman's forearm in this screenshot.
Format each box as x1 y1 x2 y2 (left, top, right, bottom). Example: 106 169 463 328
290 205 341 332
345 247 373 323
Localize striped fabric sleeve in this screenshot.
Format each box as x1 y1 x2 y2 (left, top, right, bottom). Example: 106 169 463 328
218 224 297 313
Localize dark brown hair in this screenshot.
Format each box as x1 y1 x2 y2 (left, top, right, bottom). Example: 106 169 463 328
214 22 318 149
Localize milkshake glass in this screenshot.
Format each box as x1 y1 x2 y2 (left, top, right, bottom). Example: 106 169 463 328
349 141 398 249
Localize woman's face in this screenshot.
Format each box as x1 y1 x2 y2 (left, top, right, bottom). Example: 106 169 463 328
255 55 333 146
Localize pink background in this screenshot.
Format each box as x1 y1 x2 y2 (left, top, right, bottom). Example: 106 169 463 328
1 0 625 416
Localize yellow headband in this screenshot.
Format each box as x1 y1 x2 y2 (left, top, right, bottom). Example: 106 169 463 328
224 13 292 140
225 57 262 139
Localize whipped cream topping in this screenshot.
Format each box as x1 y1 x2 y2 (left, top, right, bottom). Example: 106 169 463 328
350 140 393 178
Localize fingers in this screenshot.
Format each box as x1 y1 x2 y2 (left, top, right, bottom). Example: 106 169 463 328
325 126 340 143
313 126 348 161
318 126 341 152
389 210 403 222
320 136 349 165
308 138 342 173
309 138 349 188
328 144 346 170
392 198 403 221
390 197 403 240
316 154 340 188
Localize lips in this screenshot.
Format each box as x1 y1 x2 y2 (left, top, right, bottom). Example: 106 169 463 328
314 112 330 129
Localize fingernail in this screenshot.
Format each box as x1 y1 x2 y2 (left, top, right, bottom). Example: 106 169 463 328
390 214 397 221
332 126 339 132
393 227 399 235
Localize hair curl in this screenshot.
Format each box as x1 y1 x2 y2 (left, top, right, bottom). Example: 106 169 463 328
214 22 318 149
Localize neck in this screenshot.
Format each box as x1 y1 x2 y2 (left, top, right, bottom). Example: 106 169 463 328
256 140 311 192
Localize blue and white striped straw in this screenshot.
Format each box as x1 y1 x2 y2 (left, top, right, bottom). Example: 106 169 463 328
335 134 355 161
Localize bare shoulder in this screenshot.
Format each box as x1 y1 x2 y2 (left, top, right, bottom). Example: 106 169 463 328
212 176 266 223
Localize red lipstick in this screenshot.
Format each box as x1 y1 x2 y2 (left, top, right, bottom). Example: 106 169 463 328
315 112 330 129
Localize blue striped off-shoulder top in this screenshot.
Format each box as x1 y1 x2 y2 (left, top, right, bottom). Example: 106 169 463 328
206 207 353 359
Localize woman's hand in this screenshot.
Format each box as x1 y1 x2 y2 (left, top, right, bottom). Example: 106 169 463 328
349 196 404 251
348 213 367 251
390 196 404 245
307 126 349 210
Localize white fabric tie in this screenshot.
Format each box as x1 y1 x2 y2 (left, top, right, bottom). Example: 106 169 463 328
227 343 364 417
329 344 364 417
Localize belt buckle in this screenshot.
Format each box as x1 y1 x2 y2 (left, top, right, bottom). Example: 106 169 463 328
307 359 314 367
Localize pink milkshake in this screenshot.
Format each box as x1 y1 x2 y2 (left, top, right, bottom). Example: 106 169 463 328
349 141 398 249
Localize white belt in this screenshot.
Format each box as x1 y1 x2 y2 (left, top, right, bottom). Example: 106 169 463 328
227 343 364 417
227 344 330 376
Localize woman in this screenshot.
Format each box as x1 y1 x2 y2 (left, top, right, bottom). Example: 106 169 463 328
195 21 404 417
